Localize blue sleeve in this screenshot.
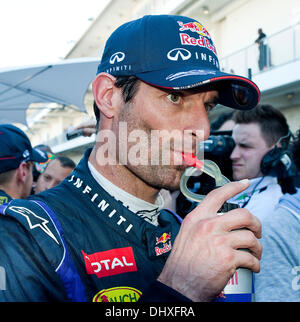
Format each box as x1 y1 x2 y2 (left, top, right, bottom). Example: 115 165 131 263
0 200 68 301
0 214 67 301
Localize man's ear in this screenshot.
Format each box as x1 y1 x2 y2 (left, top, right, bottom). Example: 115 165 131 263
92 73 119 119
15 162 28 184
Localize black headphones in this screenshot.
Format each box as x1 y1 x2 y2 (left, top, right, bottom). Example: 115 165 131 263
260 132 293 177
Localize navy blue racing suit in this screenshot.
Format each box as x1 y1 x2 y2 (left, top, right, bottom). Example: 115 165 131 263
0 149 188 302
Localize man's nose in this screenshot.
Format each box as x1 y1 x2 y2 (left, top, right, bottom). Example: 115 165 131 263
230 145 240 160
192 109 210 141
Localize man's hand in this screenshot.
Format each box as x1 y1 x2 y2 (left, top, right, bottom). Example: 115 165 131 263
158 179 262 302
75 119 97 137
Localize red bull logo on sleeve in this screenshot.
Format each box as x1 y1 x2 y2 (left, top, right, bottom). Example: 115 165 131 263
155 232 172 256
155 232 171 245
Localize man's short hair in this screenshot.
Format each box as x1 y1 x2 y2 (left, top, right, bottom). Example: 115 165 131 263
0 161 32 185
54 156 76 169
233 104 290 147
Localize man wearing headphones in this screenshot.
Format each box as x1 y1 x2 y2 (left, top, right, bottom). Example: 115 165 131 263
229 104 291 222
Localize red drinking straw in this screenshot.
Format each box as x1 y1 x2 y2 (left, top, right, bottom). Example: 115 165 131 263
182 152 204 170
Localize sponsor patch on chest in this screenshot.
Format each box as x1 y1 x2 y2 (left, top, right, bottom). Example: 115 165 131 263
82 247 137 278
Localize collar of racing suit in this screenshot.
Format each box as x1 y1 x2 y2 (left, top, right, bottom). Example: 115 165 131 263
88 160 164 226
64 148 181 259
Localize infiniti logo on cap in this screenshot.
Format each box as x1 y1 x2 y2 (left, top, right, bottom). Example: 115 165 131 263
109 52 126 64
22 149 30 159
167 48 191 61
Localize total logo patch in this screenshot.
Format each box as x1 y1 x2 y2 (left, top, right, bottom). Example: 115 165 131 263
82 247 137 278
93 286 142 302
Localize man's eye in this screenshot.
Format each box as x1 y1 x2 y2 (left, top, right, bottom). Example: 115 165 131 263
166 93 182 104
204 103 216 113
44 175 51 182
240 144 250 148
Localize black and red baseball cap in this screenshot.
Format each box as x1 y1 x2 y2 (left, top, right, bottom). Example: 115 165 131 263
97 15 260 110
0 124 48 174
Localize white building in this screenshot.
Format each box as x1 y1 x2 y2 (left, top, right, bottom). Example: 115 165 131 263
26 0 300 162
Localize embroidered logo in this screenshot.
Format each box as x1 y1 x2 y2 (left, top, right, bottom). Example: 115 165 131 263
82 247 137 278
9 206 59 244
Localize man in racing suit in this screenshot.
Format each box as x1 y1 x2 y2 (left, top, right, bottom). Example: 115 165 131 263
0 15 262 302
0 148 184 301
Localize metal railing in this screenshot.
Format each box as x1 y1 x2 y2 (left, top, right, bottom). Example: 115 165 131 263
219 23 300 77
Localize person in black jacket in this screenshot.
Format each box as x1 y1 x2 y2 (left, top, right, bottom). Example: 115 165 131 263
0 15 262 302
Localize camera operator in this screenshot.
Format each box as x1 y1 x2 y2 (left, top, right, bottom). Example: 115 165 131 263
228 104 292 222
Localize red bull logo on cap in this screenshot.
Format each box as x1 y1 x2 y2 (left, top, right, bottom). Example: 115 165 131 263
177 21 211 39
177 21 217 55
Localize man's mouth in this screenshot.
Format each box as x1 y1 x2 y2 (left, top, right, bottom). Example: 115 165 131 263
232 163 243 168
181 152 204 170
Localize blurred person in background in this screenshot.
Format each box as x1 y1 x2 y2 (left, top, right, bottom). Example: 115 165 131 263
255 28 268 71
34 156 76 194
255 128 300 301
229 104 291 222
73 118 97 137
0 124 47 203
210 111 235 132
31 144 55 194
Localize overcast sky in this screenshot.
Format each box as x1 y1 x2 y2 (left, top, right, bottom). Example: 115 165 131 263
0 0 110 68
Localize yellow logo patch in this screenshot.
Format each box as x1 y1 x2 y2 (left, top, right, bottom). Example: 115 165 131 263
0 196 8 205
93 286 142 302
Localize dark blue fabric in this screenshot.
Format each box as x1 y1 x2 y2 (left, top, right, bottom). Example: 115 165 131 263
33 200 86 302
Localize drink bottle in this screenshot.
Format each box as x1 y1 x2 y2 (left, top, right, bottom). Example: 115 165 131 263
180 156 254 302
